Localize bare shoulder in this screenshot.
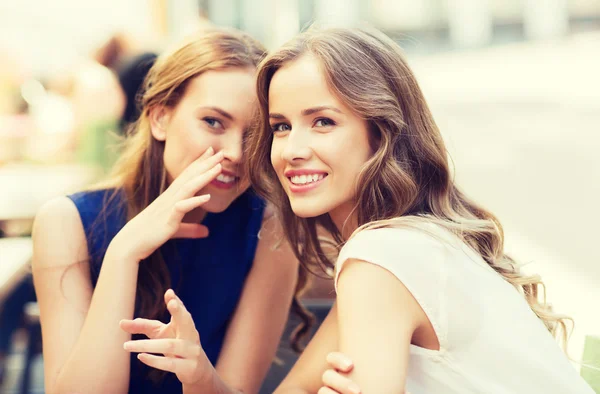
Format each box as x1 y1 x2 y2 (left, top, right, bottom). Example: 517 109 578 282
32 196 89 269
337 258 425 329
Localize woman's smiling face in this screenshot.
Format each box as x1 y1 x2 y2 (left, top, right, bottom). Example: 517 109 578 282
268 54 373 224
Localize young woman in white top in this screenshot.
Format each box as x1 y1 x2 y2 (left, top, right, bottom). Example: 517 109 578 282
121 27 594 393
247 26 593 394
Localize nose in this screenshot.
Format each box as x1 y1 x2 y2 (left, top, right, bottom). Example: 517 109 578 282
218 129 244 164
281 128 312 163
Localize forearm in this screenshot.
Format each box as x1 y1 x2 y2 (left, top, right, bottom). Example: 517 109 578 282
52 243 139 394
182 364 244 394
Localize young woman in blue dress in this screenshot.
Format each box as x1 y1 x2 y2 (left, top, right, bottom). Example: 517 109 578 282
31 28 305 394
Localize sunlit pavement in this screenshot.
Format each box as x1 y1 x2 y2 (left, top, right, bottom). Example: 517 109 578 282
410 31 600 364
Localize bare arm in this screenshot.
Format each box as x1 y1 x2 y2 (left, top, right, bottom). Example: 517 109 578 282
335 259 427 393
177 207 299 394
34 147 222 394
212 208 299 393
123 271 340 394
273 302 340 394
32 197 138 394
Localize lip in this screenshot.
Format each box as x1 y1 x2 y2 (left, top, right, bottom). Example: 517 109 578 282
284 169 328 194
210 168 239 190
284 168 328 177
220 168 238 177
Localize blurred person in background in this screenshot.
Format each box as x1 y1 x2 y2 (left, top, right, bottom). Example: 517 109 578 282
93 32 160 132
31 27 303 394
124 26 595 394
116 52 158 131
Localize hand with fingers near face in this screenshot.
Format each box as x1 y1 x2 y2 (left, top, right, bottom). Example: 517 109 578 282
320 352 410 394
112 146 223 262
121 289 210 386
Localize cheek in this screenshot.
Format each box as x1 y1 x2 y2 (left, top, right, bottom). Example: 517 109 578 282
270 139 283 170
327 133 371 184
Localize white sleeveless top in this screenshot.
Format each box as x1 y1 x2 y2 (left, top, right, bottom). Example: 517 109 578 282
334 223 594 394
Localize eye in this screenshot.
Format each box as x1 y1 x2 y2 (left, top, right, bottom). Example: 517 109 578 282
314 117 336 128
203 117 224 129
271 123 291 133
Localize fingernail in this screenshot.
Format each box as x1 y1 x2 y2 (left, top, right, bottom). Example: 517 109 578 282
349 384 361 394
123 342 131 350
342 360 353 370
206 147 214 155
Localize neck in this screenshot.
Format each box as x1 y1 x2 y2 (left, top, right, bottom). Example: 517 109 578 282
329 203 359 241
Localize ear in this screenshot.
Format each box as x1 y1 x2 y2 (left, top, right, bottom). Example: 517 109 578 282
149 105 171 141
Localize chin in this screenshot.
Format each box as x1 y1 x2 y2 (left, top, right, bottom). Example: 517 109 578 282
202 198 234 214
290 202 328 219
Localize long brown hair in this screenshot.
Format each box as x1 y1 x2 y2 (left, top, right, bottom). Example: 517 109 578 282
247 27 571 347
99 28 266 322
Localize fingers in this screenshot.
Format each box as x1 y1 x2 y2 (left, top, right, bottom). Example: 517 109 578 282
321 369 361 394
172 223 209 239
326 352 354 373
318 387 339 394
173 195 211 215
124 338 201 359
199 146 214 160
192 150 223 174
164 289 177 306
175 150 224 190
176 163 222 199
120 318 166 339
136 352 193 375
167 297 199 342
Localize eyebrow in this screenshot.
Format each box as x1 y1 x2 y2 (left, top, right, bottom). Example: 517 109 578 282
198 106 234 121
302 106 342 116
269 106 342 120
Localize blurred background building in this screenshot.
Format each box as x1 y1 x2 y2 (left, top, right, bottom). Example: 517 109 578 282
0 0 599 393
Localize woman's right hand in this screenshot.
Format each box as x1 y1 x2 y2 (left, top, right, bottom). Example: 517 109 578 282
120 289 212 386
112 147 223 261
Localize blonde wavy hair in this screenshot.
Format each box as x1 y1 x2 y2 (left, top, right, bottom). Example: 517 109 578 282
96 27 267 321
246 26 571 348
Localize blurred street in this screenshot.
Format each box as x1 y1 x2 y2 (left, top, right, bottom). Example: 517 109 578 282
411 30 600 362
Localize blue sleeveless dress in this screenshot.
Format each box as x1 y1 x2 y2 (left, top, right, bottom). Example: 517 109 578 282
68 188 265 394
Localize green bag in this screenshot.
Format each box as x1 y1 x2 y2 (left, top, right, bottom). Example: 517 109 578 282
582 335 600 393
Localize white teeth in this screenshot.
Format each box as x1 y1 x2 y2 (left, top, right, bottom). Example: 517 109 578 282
290 174 325 185
216 174 236 183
